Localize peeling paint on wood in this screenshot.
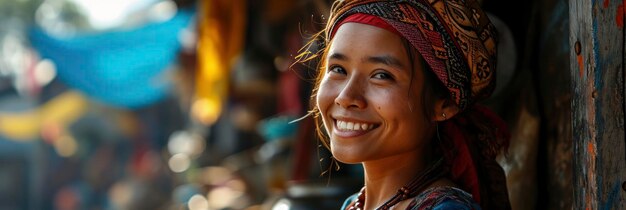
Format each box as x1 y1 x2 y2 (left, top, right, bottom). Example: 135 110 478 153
571 0 626 209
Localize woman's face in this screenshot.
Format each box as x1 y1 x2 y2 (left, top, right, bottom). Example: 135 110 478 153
316 22 432 164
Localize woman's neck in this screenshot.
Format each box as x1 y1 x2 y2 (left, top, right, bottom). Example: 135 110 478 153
361 151 429 209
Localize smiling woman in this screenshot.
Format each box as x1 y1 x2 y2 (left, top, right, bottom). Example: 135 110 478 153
318 22 434 166
298 0 511 210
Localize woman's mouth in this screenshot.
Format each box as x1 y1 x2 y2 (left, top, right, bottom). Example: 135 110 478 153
336 120 375 131
333 119 380 137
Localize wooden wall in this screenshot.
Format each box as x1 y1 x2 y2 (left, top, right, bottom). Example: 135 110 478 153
570 0 626 209
487 0 625 208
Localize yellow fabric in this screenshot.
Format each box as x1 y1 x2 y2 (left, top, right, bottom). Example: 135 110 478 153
194 0 246 125
0 91 88 140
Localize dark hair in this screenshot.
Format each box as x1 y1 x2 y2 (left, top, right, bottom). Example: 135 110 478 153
401 39 450 123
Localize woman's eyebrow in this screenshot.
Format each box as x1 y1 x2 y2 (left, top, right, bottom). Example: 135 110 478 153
365 55 406 69
329 52 348 61
328 53 406 70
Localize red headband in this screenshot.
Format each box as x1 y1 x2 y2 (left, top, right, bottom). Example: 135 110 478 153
330 13 401 39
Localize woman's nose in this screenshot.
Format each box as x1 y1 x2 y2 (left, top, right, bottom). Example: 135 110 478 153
334 78 366 109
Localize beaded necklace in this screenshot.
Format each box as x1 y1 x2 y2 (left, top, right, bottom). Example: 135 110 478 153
347 159 446 210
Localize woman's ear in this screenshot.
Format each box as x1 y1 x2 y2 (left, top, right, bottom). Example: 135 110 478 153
432 98 460 122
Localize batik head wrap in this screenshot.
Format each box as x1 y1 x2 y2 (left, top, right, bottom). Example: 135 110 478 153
322 0 510 209
327 0 497 110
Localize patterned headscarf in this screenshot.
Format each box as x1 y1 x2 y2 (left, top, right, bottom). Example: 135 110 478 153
323 1 510 209
326 0 498 110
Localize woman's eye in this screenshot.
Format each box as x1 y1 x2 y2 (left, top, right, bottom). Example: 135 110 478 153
372 72 393 80
329 66 346 74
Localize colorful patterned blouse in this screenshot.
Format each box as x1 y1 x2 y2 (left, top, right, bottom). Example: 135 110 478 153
340 186 481 210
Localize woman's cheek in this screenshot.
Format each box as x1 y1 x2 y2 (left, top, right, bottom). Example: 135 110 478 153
316 80 334 131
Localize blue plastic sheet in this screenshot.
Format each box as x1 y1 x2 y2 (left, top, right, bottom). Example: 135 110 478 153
29 10 195 108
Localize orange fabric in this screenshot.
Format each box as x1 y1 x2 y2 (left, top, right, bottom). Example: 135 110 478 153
195 0 246 125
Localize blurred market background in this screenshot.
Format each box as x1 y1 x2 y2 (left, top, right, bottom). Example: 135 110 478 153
0 0 362 209
0 0 581 209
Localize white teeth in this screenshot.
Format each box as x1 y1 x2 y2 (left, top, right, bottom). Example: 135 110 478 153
336 120 375 131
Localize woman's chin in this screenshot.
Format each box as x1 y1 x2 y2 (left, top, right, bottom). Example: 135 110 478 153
330 147 364 164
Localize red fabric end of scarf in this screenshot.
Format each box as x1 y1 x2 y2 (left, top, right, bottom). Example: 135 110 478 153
442 105 510 205
443 119 481 204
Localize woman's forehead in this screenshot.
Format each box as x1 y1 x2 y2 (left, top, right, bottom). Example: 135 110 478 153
328 23 408 62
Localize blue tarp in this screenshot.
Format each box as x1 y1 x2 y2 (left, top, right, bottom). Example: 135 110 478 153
29 10 195 108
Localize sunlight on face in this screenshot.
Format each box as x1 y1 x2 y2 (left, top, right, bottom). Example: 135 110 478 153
316 23 432 164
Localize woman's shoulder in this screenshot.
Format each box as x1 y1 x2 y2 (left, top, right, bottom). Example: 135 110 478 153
408 186 481 210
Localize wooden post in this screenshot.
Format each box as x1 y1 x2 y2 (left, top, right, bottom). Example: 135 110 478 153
570 0 626 209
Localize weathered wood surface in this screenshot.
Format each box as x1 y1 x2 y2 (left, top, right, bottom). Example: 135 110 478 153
570 0 626 209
